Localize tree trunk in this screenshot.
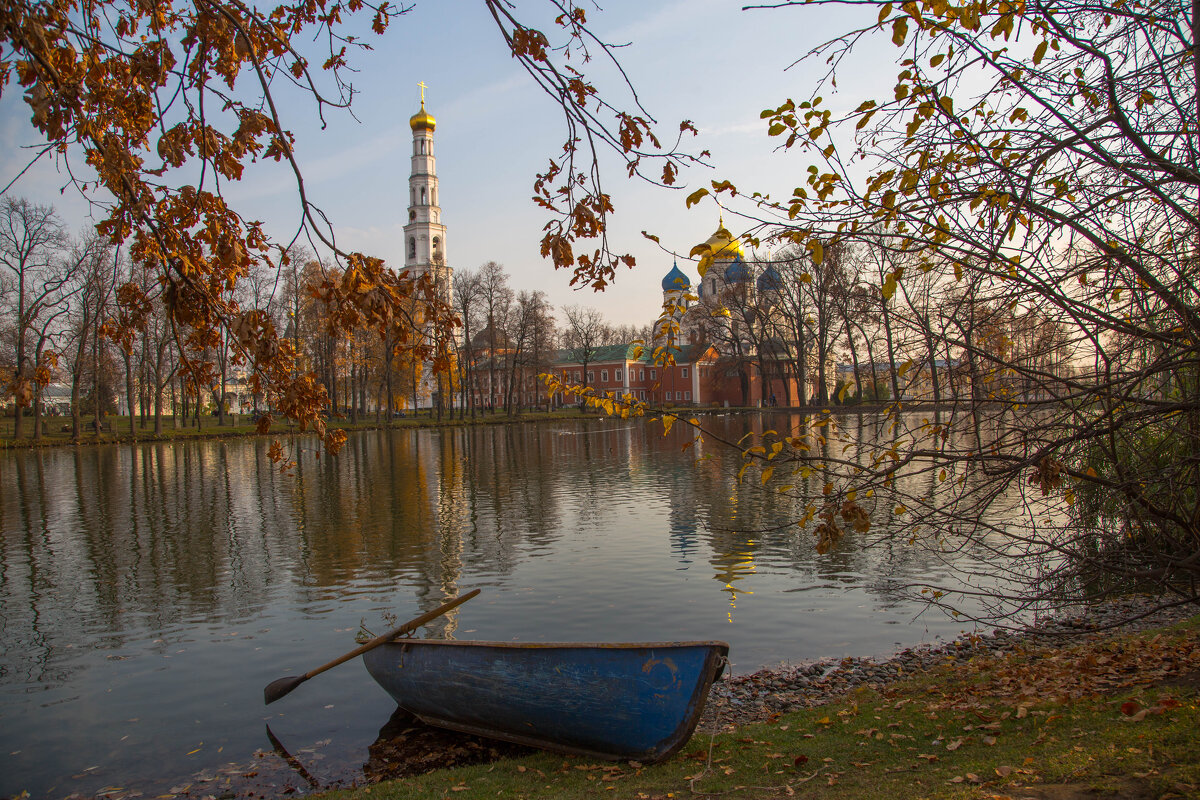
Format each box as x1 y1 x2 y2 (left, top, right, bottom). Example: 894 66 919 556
880 299 901 402
843 317 862 403
126 354 135 442
32 383 42 441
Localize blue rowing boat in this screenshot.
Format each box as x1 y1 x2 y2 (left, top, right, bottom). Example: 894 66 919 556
363 640 729 762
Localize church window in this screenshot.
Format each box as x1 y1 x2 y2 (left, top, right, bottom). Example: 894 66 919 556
639 369 645 381
420 186 426 204
408 237 416 258
650 369 657 380
601 369 608 382
682 367 689 378
587 371 594 383
432 236 441 259
685 391 691 401
615 369 622 381
431 188 437 205
574 371 581 382
409 210 416 221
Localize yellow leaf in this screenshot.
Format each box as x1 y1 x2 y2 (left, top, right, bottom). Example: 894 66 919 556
685 188 710 208
877 2 893 25
882 273 898 302
892 17 908 46
811 241 824 265
1033 40 1048 65
761 467 775 484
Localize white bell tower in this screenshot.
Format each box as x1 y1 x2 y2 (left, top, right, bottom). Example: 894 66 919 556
404 82 450 300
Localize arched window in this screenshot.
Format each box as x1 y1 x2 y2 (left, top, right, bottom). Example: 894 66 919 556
408 237 416 259
432 236 441 260
420 186 426 204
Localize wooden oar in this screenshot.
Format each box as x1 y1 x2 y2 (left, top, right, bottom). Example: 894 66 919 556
264 588 481 705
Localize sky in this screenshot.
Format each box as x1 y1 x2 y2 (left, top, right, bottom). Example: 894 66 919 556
0 0 891 328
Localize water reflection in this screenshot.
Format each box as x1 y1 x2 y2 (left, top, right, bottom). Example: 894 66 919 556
2 414 1023 800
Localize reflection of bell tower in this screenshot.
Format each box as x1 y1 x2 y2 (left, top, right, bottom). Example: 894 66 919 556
404 82 450 300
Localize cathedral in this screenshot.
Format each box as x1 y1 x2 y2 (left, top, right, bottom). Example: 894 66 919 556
648 220 825 407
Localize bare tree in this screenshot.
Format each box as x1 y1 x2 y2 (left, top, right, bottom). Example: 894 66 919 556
0 198 78 439
561 305 608 407
451 267 482 419
476 262 514 413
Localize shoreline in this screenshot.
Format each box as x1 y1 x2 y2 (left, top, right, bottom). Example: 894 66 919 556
0 400 982 451
700 595 1199 733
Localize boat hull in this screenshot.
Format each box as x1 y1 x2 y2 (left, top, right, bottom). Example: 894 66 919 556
363 640 729 762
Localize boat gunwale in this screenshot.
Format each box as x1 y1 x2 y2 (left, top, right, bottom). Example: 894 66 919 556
375 639 730 651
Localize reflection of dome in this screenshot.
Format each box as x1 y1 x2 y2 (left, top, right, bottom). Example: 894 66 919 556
757 264 782 292
690 219 745 277
661 260 691 292
724 255 750 283
410 101 436 131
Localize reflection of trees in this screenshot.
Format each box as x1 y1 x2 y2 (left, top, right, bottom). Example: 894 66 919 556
0 412 1041 693
659 411 1036 622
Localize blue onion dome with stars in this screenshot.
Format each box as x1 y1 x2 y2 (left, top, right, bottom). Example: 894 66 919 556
662 260 691 292
724 254 750 283
757 263 783 292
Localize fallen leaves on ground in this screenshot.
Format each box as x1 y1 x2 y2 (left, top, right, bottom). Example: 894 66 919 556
912 628 1200 712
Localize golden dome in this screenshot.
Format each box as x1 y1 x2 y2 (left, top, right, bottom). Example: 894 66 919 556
689 218 745 277
409 101 436 131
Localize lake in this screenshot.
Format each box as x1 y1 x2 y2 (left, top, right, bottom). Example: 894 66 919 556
1 412 1015 799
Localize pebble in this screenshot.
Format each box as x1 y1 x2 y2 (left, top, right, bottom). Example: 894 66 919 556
699 596 1197 731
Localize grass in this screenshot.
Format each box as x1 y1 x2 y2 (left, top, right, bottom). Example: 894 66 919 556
314 618 1200 800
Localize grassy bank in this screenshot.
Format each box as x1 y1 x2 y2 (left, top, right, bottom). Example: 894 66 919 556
316 617 1200 800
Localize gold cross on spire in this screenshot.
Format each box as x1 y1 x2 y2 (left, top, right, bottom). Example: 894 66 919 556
418 81 427 105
